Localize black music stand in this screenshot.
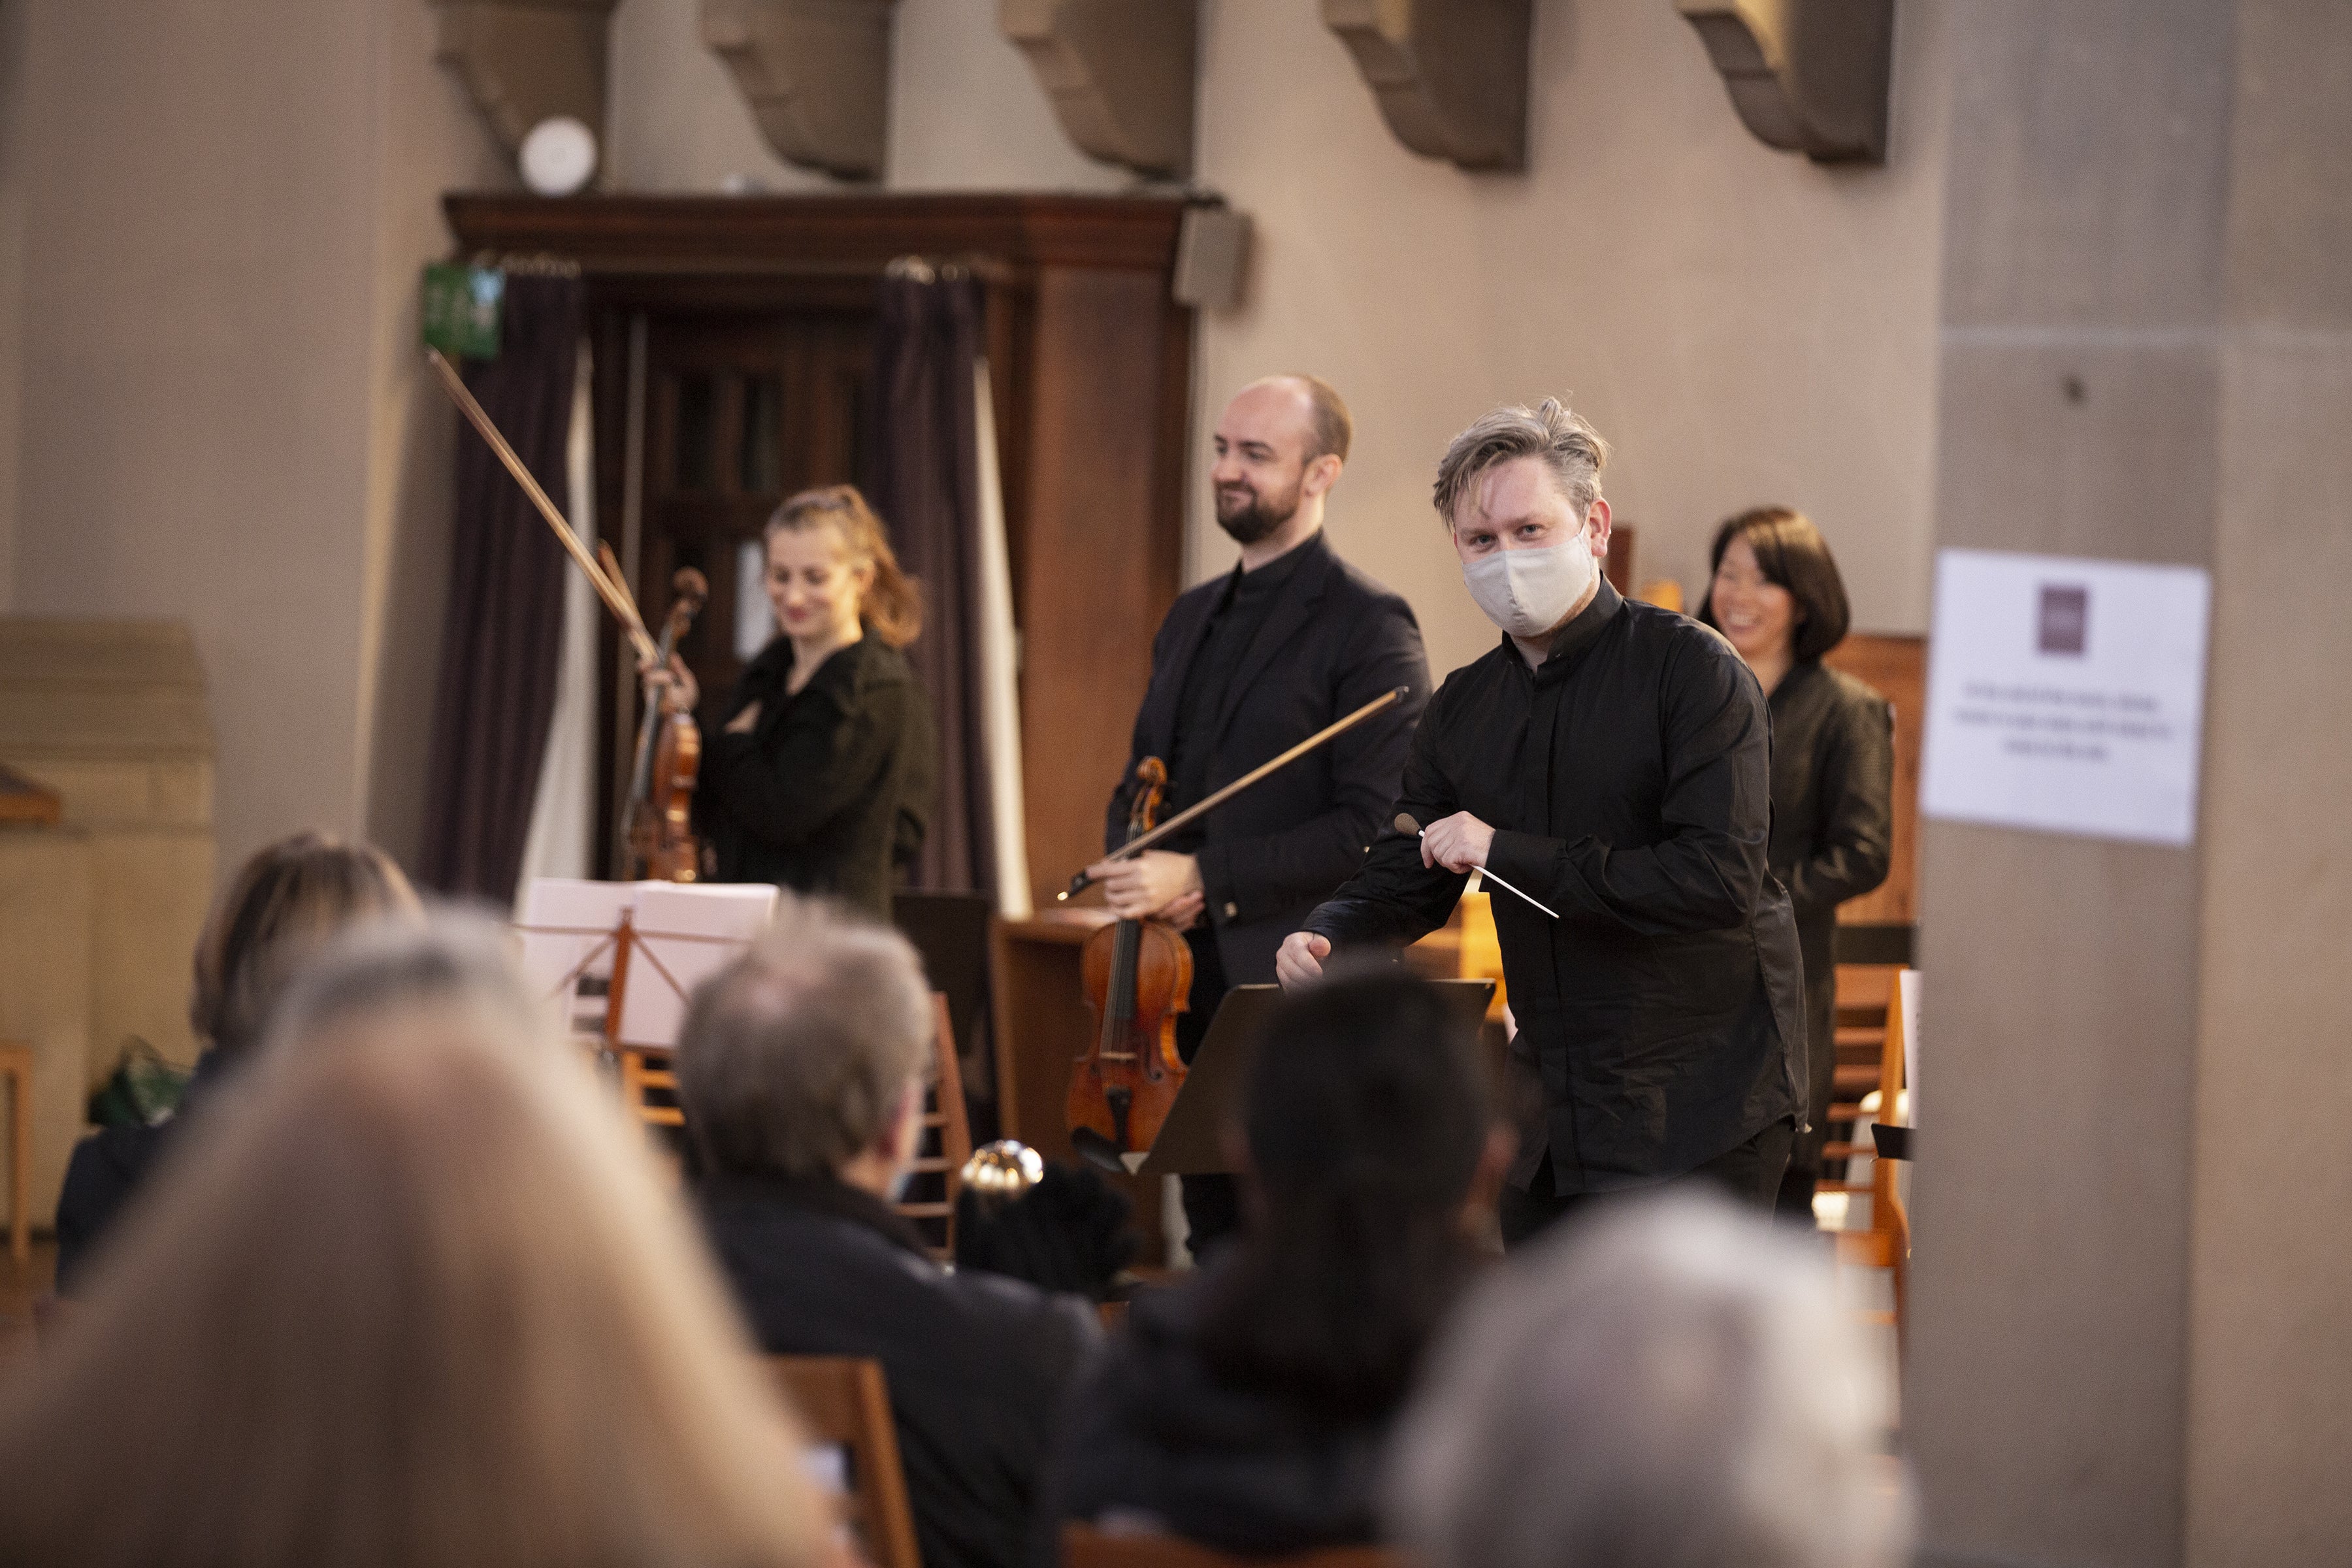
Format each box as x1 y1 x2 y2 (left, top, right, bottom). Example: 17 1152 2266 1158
1137 979 1495 1177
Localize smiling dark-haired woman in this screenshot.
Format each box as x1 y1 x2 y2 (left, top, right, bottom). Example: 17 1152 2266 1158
1700 507 1893 1221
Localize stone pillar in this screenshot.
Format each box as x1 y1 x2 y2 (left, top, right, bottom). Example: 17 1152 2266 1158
1910 3 2352 1563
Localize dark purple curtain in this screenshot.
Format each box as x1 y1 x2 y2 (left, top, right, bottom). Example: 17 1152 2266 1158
417 274 583 902
866 269 992 898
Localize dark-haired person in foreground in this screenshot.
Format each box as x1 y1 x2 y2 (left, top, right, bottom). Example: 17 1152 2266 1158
1699 508 1893 1220
1047 967 1510 1554
1279 400 1806 1245
52 831 420 1293
675 893 1100 1568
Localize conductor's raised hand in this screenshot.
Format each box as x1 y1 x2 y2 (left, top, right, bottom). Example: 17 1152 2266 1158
1275 931 1330 990
1420 811 1496 874
1084 849 1202 921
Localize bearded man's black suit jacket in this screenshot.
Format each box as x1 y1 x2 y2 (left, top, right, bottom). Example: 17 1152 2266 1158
1105 529 1430 996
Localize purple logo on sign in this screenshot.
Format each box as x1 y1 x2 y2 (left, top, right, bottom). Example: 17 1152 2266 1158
2038 584 2088 655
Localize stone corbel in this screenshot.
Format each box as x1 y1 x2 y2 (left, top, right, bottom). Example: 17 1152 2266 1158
1000 0 1196 181
429 0 619 154
1320 0 1531 173
701 0 898 182
1675 0 1893 164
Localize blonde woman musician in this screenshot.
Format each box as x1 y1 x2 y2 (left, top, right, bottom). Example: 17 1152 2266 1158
649 484 936 920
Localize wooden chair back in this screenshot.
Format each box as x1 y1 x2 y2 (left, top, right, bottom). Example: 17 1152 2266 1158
617 1045 685 1128
770 1354 921 1568
895 992 972 1254
1061 1522 1409 1568
0 1043 31 1263
1833 968 1912 1358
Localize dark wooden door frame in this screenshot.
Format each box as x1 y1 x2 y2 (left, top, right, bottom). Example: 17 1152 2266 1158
443 194 1200 900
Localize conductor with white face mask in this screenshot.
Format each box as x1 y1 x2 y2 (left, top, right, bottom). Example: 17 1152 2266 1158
1276 399 1806 1245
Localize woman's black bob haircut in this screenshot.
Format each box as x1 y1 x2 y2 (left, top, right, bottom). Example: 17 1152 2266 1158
1697 506 1853 665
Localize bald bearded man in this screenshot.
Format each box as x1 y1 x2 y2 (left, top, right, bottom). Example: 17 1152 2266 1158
1085 375 1430 1256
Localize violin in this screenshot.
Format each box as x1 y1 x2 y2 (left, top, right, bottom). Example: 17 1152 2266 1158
1069 758 1192 1167
625 568 708 882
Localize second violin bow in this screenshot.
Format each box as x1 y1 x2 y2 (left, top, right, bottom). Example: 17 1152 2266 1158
425 346 659 666
1061 685 1413 902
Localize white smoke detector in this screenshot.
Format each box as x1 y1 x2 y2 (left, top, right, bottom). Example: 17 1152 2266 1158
519 116 598 197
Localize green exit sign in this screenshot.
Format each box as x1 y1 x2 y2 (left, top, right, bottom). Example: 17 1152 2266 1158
420 263 503 359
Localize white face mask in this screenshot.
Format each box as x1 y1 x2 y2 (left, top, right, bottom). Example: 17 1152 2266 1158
1461 534 1597 640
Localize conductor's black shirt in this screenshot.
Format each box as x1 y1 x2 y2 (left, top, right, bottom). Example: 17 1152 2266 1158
1301 580 1805 1194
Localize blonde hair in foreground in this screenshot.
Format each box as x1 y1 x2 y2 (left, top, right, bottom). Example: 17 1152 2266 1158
0 919 829 1568
1387 1192 1913 1568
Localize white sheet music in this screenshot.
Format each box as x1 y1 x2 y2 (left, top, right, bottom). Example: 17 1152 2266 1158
615 883 777 1047
515 879 777 1048
515 878 634 1037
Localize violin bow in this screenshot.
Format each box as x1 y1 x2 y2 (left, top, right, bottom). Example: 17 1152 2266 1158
1060 685 1413 902
424 347 659 666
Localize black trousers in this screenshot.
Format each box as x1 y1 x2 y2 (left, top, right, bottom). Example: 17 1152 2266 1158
1497 1115 1796 1250
1774 962 1841 1218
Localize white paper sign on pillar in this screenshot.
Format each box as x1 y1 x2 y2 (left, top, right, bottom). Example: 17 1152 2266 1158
1921 549 2210 847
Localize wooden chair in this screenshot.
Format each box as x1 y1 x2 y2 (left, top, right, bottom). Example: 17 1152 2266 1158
895 993 973 1255
617 1045 685 1128
770 1354 921 1568
1833 970 1912 1358
0 1044 31 1264
1818 962 1899 1203
1062 1522 1409 1568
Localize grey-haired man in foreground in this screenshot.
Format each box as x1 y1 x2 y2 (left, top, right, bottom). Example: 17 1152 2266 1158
678 894 1099 1568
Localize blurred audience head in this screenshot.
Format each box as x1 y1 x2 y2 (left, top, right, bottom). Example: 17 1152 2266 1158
259 906 548 1068
0 917 827 1568
1388 1193 1912 1568
676 890 934 1192
190 831 420 1061
1200 963 1504 1422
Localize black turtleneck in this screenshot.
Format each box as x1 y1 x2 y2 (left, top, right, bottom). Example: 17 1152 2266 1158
1159 536 1315 850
